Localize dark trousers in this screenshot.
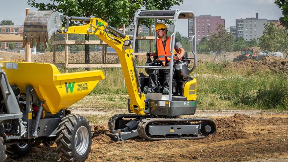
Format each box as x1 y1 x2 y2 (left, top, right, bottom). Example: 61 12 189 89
148 64 170 92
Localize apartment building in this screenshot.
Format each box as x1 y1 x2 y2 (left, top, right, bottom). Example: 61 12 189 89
0 25 23 49
230 26 237 39
235 13 267 41
188 15 225 43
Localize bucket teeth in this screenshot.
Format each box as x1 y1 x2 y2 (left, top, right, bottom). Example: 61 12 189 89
23 11 62 49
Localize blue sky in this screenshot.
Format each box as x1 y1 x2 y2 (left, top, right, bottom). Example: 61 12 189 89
0 0 283 36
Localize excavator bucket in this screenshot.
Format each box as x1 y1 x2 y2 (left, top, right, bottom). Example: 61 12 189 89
23 11 62 49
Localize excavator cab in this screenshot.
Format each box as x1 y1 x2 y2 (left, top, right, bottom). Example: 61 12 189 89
131 10 198 116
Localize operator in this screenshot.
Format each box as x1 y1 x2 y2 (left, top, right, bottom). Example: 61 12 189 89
146 23 185 94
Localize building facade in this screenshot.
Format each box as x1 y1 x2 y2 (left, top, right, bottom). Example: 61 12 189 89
188 15 225 43
230 26 237 39
0 25 23 50
235 13 267 41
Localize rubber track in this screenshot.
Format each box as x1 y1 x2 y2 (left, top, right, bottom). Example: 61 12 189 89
137 118 216 140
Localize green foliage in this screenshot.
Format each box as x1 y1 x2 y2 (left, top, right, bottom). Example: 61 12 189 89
28 0 183 28
259 22 288 53
8 43 16 51
197 37 210 54
0 20 14 25
275 0 288 28
247 38 259 47
232 37 247 51
208 24 234 53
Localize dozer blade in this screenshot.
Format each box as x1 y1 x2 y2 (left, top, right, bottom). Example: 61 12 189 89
23 11 62 49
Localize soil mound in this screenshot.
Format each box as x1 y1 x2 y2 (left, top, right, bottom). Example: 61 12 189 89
213 113 253 141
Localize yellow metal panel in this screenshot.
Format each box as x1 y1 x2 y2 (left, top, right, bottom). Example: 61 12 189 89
0 62 104 114
183 78 197 101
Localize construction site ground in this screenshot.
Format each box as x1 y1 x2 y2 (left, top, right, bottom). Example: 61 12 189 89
2 50 288 162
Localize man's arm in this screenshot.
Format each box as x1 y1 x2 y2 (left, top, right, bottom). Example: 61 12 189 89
175 39 185 59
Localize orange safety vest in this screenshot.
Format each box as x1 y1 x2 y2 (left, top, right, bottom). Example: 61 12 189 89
156 37 181 66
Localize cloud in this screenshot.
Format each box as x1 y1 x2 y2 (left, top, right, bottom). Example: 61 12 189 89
255 0 275 4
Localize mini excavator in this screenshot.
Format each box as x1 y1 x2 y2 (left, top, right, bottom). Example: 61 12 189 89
23 9 217 141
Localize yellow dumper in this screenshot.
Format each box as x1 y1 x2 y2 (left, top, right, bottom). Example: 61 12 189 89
0 61 104 161
0 62 104 114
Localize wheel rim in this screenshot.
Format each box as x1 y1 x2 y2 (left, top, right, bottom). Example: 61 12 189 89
17 143 28 149
75 126 89 156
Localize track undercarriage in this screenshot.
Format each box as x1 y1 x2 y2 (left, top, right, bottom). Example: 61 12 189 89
108 114 216 141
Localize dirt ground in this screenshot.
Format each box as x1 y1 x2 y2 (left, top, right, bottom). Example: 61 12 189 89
9 111 288 162
1 50 288 161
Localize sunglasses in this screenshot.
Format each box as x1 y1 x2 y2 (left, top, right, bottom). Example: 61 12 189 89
156 28 166 32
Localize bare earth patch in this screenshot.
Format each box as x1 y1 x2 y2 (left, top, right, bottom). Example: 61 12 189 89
6 111 288 162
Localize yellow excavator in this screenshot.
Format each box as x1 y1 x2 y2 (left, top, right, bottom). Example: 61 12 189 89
23 10 216 141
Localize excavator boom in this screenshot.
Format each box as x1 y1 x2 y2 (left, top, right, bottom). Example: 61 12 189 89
23 11 146 115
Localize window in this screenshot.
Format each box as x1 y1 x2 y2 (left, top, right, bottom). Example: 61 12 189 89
14 28 19 32
5 28 10 33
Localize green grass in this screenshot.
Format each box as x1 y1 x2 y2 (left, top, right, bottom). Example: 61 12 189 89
195 61 288 110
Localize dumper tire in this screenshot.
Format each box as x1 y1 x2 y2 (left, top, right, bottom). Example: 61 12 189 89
55 114 92 162
6 142 30 159
0 137 7 161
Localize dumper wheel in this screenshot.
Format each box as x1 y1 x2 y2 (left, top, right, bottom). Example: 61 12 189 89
6 142 30 158
56 114 92 162
0 137 7 161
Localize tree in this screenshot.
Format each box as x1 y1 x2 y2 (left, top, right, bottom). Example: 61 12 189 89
232 37 247 52
197 37 210 54
28 0 183 61
258 22 288 53
207 24 234 53
247 38 259 47
0 20 14 25
275 0 288 28
28 0 183 28
8 43 16 51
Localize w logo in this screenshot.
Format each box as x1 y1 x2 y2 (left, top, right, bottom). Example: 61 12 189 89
65 82 75 94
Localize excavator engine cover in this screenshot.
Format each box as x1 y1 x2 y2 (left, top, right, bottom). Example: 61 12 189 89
23 11 62 48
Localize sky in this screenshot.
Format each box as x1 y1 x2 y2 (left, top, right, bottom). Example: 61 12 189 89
0 0 283 36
